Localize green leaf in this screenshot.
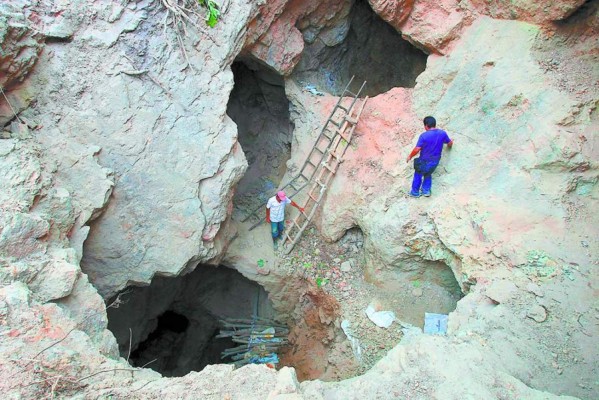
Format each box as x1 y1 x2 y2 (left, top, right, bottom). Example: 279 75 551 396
257 259 265 268
207 9 219 27
316 277 329 288
197 0 221 28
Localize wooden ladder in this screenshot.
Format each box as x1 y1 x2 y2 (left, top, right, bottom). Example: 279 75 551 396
281 82 368 254
242 78 368 253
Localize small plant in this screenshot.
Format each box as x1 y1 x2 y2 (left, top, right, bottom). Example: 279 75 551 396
257 259 265 268
411 280 421 288
197 0 221 27
316 276 329 288
303 262 313 270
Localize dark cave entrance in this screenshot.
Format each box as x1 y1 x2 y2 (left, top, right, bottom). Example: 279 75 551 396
293 0 428 97
106 265 279 377
227 59 293 212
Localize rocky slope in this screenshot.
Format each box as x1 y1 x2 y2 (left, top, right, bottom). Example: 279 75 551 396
1 0 597 399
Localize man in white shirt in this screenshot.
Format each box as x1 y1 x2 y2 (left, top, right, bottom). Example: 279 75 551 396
266 190 304 250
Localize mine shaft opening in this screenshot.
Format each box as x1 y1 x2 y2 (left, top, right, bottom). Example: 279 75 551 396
375 258 464 328
293 0 428 97
227 59 293 213
106 265 282 377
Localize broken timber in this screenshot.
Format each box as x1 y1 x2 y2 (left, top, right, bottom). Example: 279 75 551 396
242 77 368 254
218 317 288 368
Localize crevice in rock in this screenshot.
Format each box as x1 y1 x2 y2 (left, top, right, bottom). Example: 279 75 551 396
44 35 73 44
558 0 599 25
292 0 428 97
227 58 293 213
106 264 280 377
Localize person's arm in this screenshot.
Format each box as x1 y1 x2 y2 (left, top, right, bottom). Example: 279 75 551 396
266 207 271 223
406 147 421 163
290 200 305 213
444 132 453 149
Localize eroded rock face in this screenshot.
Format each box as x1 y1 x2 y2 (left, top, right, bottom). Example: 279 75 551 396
0 2 44 126
244 0 353 75
367 0 415 26
8 0 258 298
0 2 44 91
469 0 588 24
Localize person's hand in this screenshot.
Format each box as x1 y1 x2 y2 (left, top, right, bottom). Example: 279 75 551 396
300 207 305 213
406 156 411 163
266 217 270 223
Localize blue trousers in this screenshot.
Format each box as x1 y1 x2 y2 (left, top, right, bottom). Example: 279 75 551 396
271 221 285 240
411 159 439 195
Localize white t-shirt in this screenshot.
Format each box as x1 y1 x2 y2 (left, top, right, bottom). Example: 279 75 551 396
266 196 291 223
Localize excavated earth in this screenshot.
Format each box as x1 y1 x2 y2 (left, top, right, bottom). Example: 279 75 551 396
1 0 598 399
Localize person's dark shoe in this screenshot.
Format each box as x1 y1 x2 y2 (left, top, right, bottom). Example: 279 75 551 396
410 191 421 198
273 239 278 250
422 191 431 197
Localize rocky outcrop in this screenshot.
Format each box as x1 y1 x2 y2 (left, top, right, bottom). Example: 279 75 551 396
244 0 353 75
1 0 263 298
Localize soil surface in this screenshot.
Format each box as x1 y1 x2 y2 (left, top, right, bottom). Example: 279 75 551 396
257 221 463 379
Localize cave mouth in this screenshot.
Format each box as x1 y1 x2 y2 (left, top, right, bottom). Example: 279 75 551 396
106 265 281 377
227 58 293 213
292 0 428 97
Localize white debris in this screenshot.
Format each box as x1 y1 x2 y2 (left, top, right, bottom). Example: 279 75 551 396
365 305 395 328
341 320 363 363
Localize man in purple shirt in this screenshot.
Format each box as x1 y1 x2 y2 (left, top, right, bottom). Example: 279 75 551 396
406 116 453 197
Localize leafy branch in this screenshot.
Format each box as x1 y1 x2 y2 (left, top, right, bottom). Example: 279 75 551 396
157 0 224 69
197 0 221 28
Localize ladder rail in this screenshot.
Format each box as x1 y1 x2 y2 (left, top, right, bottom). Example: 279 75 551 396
292 77 359 182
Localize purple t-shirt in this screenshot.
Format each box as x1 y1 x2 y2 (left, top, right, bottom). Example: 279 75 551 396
416 128 452 161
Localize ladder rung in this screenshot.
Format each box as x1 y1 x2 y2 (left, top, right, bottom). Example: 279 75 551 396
316 180 326 187
336 129 350 141
344 90 358 97
328 119 342 128
337 104 349 112
313 146 325 154
329 151 341 159
308 193 319 203
323 130 335 139
322 163 335 173
345 116 358 124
